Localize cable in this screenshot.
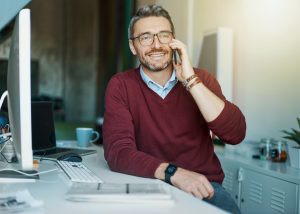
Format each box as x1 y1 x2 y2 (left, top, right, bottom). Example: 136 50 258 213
38 152 47 162
0 90 8 110
35 157 57 163
0 137 11 153
0 168 58 177
0 132 12 139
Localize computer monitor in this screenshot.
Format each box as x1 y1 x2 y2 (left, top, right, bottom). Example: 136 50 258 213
198 28 233 102
6 9 33 171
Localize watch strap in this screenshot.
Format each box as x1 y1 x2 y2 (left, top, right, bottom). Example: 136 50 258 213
164 164 178 185
182 74 198 87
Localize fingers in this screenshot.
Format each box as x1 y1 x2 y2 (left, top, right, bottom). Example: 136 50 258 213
173 60 184 82
198 176 215 199
191 183 208 199
191 188 204 199
173 60 181 68
193 180 214 199
169 39 187 57
169 38 184 49
172 168 215 200
203 181 215 199
169 39 194 79
190 184 214 199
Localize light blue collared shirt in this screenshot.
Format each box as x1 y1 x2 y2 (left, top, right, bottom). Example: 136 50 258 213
140 67 178 99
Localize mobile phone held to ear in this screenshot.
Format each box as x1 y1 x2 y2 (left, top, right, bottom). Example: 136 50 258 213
173 50 180 64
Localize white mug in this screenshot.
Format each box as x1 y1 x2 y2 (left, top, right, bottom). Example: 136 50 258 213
76 127 100 147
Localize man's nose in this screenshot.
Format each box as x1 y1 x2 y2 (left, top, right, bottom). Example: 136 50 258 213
152 35 161 48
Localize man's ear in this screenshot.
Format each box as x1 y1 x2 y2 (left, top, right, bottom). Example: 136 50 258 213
129 40 137 55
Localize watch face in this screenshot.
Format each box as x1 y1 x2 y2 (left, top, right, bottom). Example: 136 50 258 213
167 165 177 174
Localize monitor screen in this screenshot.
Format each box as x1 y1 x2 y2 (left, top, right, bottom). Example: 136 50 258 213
6 9 33 171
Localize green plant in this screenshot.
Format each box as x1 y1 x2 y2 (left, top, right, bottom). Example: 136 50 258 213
282 118 300 146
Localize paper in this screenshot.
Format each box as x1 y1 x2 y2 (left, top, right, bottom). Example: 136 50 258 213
66 183 174 204
0 189 43 213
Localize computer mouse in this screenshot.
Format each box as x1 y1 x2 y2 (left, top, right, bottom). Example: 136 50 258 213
57 153 82 162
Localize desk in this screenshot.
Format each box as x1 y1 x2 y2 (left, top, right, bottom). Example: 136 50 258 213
0 142 225 214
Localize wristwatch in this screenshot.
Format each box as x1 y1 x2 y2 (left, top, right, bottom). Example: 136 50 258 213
164 164 178 185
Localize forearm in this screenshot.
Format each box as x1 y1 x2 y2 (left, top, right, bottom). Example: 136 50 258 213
104 140 163 178
181 71 245 144
154 162 168 180
188 81 225 122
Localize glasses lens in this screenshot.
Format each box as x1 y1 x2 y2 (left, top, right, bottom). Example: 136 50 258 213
139 34 153 46
158 32 172 44
138 32 173 46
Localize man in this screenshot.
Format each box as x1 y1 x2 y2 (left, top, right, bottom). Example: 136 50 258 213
103 4 246 213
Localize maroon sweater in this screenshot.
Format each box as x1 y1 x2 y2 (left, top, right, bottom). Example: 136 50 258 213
103 68 246 183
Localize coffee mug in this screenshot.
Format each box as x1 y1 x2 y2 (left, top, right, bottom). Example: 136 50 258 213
76 127 100 147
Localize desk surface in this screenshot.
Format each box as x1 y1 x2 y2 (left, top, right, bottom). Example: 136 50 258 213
0 142 226 214
217 150 300 185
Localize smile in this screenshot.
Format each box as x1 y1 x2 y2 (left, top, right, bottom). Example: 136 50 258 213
148 52 166 59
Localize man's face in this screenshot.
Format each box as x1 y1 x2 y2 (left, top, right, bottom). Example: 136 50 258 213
129 16 173 73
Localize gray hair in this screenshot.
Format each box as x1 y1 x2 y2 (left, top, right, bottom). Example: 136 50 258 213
128 5 175 39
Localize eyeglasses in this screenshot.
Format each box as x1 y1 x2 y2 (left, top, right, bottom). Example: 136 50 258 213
131 31 173 46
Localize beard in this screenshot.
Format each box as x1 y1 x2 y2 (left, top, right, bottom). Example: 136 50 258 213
139 48 172 72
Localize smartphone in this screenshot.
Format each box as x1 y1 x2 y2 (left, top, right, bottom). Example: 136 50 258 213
173 50 180 64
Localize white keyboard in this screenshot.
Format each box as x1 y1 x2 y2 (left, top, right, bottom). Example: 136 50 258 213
57 160 103 183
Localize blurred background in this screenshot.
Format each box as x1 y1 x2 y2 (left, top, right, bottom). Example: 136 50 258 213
0 0 299 143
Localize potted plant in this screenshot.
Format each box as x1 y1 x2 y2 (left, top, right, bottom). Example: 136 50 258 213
282 118 300 168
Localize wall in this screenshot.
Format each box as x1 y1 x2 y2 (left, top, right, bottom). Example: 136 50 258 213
155 0 300 142
156 0 189 46
0 1 65 98
29 0 64 98
137 0 156 8
0 0 99 122
154 0 300 142
30 0 99 122
62 0 98 122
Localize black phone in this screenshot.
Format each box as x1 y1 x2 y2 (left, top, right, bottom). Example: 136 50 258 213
173 50 180 64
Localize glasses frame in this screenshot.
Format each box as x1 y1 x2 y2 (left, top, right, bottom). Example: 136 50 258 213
131 31 174 46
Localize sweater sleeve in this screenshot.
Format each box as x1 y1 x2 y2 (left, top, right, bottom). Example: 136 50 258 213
208 100 246 144
198 69 246 144
102 75 163 178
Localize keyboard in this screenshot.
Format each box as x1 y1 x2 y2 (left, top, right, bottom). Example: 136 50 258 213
57 160 103 183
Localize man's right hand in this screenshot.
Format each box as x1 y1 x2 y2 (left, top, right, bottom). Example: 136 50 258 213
172 167 215 199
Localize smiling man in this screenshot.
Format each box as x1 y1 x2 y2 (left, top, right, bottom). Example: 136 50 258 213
103 5 246 214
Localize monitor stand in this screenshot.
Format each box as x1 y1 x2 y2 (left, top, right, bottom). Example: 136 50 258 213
0 162 39 183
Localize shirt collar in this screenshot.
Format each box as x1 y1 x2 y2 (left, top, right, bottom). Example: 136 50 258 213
139 66 178 89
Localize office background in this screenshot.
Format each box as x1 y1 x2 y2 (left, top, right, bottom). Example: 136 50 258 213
157 0 300 144
0 0 299 144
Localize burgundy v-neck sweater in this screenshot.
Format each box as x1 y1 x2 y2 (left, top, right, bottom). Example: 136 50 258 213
103 68 246 183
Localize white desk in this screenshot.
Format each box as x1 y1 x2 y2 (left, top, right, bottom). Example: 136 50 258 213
0 143 226 214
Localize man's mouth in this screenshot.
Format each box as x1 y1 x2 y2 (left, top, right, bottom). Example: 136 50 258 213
148 52 166 60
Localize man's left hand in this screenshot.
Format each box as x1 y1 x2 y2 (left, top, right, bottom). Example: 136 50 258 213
169 39 195 82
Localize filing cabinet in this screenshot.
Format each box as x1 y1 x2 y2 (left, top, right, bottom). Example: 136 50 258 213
218 153 299 214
